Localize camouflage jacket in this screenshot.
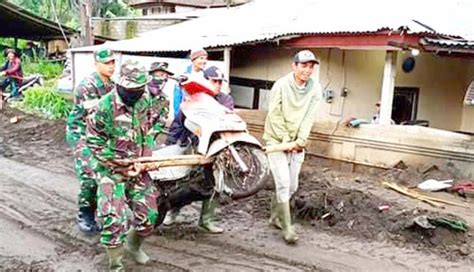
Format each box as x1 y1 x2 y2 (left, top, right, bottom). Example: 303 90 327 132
85 89 167 179
66 72 114 147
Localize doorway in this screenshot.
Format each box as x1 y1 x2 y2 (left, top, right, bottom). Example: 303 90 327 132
392 87 419 124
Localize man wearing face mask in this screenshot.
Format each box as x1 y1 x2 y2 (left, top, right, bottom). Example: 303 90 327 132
66 48 115 234
86 60 166 271
147 62 173 130
148 61 174 97
264 50 321 244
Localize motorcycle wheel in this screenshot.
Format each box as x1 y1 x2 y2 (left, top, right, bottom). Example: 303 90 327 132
216 144 270 200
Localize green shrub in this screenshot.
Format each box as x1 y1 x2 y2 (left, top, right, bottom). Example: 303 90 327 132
15 86 72 119
22 59 64 80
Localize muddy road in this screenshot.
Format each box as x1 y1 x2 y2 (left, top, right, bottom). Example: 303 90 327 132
1 108 474 271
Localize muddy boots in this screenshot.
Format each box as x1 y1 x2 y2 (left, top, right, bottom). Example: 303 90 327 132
106 246 124 272
76 207 101 234
125 228 150 265
277 202 298 244
199 198 224 233
269 195 282 229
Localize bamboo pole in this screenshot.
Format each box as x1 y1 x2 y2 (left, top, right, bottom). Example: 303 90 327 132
383 181 469 208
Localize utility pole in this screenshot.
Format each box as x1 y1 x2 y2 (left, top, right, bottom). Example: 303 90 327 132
79 0 93 46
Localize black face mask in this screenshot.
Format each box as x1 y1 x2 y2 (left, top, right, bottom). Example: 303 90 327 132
117 86 145 107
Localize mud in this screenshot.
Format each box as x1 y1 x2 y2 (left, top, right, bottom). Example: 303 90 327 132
1 107 474 271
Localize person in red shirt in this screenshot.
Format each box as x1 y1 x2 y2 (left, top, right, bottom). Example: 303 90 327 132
0 49 23 98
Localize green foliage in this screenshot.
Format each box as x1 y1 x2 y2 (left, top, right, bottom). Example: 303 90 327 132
11 0 79 28
22 59 64 80
9 0 136 29
96 0 137 18
15 86 72 119
0 53 63 80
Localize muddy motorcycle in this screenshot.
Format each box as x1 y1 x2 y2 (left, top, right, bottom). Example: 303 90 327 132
148 75 270 226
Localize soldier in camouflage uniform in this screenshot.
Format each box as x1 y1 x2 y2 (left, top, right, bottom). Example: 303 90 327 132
146 61 174 128
66 48 115 234
86 60 166 271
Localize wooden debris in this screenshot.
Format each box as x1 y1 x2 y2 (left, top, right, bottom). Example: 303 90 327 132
383 181 470 209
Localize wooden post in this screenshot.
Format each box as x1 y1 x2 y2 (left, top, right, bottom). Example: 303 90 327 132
223 47 231 94
79 0 93 46
379 50 398 125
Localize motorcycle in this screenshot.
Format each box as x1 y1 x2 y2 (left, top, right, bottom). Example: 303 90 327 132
0 74 44 108
148 74 270 226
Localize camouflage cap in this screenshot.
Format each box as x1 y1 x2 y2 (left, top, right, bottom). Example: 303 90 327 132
149 61 174 76
94 48 114 63
117 60 151 89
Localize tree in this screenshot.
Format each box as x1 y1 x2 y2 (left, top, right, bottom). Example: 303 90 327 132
10 0 136 28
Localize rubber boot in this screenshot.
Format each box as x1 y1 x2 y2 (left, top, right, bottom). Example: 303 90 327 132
278 202 298 244
125 228 150 265
106 246 124 272
76 207 101 234
269 195 282 230
198 199 224 234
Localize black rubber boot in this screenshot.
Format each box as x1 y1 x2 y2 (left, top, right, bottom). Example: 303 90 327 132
76 207 101 234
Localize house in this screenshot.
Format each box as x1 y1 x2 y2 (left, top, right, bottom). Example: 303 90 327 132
129 0 249 16
71 0 474 177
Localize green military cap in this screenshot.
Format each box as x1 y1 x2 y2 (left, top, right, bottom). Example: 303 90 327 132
117 60 151 88
94 48 114 63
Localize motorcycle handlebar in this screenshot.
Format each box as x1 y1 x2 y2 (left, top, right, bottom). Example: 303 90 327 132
169 75 188 84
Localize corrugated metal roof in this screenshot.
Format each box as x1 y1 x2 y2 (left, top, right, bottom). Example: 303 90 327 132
422 37 474 49
71 0 474 53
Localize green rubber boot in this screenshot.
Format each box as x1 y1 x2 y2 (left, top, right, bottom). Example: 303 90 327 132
125 228 150 265
199 198 224 234
106 246 124 272
269 195 282 229
278 201 298 244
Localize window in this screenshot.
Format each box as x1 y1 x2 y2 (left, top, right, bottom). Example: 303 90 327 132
229 77 275 110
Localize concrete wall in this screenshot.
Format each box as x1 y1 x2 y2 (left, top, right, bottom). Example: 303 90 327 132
92 18 183 40
231 46 474 132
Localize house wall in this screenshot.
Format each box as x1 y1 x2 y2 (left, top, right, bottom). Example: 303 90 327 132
92 18 182 40
461 62 474 133
231 46 473 132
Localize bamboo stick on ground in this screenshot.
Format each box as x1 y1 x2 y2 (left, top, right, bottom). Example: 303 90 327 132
382 181 444 208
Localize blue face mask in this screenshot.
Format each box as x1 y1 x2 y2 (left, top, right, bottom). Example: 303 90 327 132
117 86 144 107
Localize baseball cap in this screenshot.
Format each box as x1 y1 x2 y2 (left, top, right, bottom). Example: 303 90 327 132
204 66 227 81
293 50 319 64
94 48 115 63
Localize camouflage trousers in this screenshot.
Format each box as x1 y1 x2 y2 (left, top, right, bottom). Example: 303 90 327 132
73 139 97 209
96 171 159 248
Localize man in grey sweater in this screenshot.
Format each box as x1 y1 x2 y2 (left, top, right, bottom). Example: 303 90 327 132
263 50 321 244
